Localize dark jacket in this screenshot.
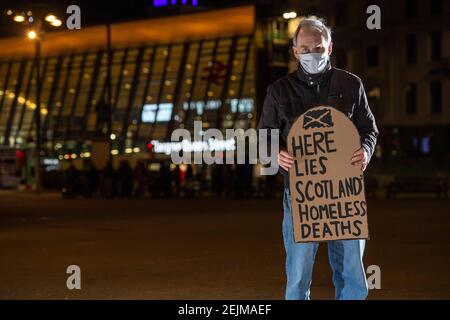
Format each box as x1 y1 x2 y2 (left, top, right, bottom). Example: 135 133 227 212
257 63 379 188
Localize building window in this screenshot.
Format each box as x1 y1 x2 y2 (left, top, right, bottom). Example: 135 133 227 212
368 86 381 119
430 0 442 16
181 98 253 115
141 103 173 123
271 20 288 41
430 32 442 61
405 83 417 114
405 0 418 19
405 34 417 65
421 136 431 154
430 81 442 113
366 46 379 67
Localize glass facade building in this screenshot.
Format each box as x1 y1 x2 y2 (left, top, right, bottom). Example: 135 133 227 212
0 5 255 160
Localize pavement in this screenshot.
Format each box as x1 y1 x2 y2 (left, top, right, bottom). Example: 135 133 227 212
0 190 449 300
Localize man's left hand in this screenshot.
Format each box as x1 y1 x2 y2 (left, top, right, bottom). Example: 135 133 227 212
351 147 368 171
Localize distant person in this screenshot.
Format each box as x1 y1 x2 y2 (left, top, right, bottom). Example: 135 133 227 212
223 164 235 198
132 160 147 198
257 17 378 300
172 164 181 197
184 164 194 197
63 163 79 197
211 164 224 197
85 160 99 198
158 162 172 198
117 160 133 198
94 100 109 137
100 161 115 198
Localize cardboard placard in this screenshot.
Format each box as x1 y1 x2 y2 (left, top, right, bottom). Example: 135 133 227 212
287 106 369 243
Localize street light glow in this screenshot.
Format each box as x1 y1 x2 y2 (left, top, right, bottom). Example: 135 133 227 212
51 19 62 27
27 30 37 39
45 14 56 22
13 14 25 22
282 11 297 19
6 10 13 16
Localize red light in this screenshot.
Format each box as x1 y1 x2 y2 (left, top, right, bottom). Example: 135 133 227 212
16 150 25 159
16 150 26 166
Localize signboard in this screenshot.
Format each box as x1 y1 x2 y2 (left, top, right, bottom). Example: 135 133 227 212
42 158 60 172
287 106 369 243
150 139 235 155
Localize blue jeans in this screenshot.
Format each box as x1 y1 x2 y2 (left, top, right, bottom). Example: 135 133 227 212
282 188 368 300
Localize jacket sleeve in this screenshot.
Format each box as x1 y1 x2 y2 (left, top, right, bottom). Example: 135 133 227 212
354 79 379 163
257 84 287 176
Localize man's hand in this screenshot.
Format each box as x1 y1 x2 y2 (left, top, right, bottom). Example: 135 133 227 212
279 148 368 172
278 150 294 171
351 147 369 171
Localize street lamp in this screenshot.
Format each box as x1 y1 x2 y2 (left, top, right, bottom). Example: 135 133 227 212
50 19 62 27
44 14 56 22
5 8 62 194
27 30 37 39
44 14 62 27
13 14 26 22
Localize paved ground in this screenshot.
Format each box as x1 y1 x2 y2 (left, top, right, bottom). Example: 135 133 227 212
0 190 449 300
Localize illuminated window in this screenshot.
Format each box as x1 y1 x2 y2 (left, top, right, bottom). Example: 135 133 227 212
141 103 173 123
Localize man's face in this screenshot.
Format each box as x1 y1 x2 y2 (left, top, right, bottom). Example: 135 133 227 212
292 26 332 60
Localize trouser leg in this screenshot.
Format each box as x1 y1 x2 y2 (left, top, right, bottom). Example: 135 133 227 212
327 239 368 300
282 188 319 300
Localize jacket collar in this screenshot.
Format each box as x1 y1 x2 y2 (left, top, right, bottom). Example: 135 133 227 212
296 60 333 87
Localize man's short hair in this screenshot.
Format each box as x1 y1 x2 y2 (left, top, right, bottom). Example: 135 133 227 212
292 16 332 46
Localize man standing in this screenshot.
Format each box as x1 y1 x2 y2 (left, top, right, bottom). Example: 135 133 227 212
257 16 378 300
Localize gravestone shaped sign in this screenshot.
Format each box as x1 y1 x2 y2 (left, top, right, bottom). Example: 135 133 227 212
287 106 369 243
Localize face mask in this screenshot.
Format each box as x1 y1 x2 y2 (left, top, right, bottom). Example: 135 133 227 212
299 52 329 74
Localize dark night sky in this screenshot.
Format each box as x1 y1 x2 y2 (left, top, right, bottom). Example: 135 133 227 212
0 0 263 38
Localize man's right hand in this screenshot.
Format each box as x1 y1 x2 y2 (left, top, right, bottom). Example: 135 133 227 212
278 150 294 171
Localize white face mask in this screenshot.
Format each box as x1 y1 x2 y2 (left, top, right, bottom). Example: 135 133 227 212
299 52 329 74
